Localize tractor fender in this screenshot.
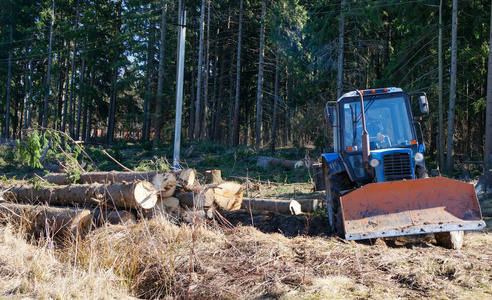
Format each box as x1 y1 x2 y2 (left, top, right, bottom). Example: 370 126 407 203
321 153 345 176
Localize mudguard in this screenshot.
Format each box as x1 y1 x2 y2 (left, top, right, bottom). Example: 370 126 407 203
340 177 485 240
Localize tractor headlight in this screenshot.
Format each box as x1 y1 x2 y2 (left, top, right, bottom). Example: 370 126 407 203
369 158 380 168
414 152 424 163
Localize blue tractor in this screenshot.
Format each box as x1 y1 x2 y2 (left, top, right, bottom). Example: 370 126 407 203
321 88 484 249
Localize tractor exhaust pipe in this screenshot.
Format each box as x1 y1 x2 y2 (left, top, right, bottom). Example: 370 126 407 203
357 90 370 169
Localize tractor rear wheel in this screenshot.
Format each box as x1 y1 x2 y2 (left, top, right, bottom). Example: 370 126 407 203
434 230 464 250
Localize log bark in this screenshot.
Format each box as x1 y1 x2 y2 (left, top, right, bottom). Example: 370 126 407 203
5 181 157 210
43 171 160 185
0 202 92 238
93 209 136 225
43 169 193 191
241 198 320 214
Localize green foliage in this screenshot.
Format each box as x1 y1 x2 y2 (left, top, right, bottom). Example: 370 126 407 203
134 157 171 172
0 146 16 169
17 131 48 169
0 175 15 185
314 134 329 153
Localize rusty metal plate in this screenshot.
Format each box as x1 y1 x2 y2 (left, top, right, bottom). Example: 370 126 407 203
340 178 485 240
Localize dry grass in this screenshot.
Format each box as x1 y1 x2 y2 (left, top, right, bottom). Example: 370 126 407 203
0 224 131 299
0 210 491 299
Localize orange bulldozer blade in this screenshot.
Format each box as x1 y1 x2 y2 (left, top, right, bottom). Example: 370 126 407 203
340 177 485 240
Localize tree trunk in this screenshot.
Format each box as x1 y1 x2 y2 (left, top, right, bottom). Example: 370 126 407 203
337 0 345 99
75 40 86 140
485 2 492 172
194 0 206 140
68 0 81 136
152 1 167 149
189 33 197 140
201 0 211 141
232 0 244 146
4 24 13 139
107 70 117 143
42 1 55 129
82 66 94 141
52 51 62 130
143 23 155 142
0 202 92 238
61 43 71 132
5 181 157 210
271 47 280 153
438 0 444 170
446 0 458 171
256 0 266 149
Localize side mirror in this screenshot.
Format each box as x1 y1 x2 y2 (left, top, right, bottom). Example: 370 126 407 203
324 106 334 125
419 95 429 115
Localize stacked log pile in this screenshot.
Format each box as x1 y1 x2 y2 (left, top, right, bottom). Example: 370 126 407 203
0 168 323 240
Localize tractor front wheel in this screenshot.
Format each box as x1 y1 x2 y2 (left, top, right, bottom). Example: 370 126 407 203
324 170 352 237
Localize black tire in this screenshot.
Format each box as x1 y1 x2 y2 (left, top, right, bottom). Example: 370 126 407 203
324 169 352 237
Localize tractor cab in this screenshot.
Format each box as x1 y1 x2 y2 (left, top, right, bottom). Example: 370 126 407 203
324 87 427 184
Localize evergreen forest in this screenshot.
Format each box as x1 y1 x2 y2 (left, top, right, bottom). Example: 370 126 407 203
1 0 492 172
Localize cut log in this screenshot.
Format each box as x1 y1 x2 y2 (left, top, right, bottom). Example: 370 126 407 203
43 171 160 185
174 168 196 190
93 209 136 225
143 196 180 219
213 182 243 210
256 157 309 170
289 200 302 215
175 191 214 209
241 198 320 214
151 172 177 197
175 181 243 211
44 169 186 190
0 202 92 238
5 181 157 210
204 170 222 184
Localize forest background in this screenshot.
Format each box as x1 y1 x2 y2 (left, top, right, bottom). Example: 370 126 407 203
1 0 492 173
